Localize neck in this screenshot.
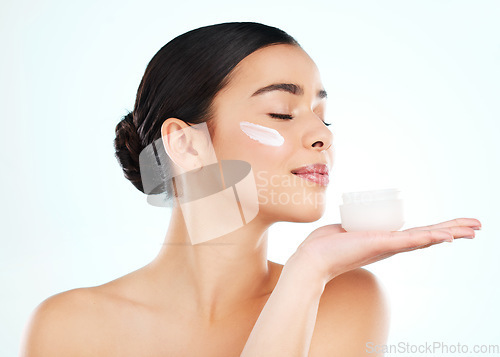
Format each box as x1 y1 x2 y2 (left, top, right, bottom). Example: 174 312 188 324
147 204 275 322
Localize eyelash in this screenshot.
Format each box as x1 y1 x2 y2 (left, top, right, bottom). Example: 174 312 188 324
268 113 332 127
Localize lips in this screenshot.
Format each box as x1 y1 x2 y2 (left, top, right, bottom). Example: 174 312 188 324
291 163 330 186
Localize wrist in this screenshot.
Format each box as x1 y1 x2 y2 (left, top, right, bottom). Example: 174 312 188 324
283 252 328 297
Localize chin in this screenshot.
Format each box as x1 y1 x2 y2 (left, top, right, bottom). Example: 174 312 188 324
289 206 326 223
258 186 328 223
260 202 327 223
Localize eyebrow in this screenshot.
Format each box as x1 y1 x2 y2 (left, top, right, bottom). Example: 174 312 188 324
250 83 328 99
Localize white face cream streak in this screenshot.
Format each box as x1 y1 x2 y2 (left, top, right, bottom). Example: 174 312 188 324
239 121 285 147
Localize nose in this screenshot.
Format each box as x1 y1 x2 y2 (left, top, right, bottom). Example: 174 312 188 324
302 115 333 151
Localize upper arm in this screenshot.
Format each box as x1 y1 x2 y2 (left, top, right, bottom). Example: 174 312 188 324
309 268 390 357
19 289 101 357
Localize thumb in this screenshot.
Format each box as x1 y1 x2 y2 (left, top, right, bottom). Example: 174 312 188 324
326 223 348 234
310 223 348 236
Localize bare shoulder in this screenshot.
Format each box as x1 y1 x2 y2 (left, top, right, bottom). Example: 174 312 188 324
19 285 125 357
316 268 389 324
20 288 94 356
309 268 390 357
322 267 387 301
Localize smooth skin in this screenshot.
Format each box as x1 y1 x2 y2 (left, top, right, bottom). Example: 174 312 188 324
20 44 482 357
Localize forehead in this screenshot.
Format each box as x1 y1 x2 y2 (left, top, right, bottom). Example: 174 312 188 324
222 44 323 98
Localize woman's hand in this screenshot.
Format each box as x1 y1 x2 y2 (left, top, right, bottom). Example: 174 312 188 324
288 217 482 286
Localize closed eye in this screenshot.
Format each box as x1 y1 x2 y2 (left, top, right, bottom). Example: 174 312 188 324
268 113 293 120
268 113 331 126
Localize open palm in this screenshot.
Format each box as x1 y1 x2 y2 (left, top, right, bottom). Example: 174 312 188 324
294 218 481 283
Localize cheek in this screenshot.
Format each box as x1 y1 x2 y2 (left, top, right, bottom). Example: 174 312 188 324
239 121 284 147
239 136 294 174
237 121 294 162
214 122 294 165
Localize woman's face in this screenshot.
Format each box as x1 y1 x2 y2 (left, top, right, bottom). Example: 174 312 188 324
209 44 334 223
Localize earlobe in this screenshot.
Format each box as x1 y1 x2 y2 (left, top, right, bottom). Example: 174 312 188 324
161 118 202 173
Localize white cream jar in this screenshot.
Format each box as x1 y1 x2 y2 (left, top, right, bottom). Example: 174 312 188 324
339 188 404 232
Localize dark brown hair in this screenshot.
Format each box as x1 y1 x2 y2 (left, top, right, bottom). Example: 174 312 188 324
114 22 300 198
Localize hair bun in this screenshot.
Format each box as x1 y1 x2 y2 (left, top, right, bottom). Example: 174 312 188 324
114 112 144 193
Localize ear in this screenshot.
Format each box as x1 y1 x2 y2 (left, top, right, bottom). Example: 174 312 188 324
161 118 202 173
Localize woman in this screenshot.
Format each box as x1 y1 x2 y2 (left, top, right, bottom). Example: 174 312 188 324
20 22 481 357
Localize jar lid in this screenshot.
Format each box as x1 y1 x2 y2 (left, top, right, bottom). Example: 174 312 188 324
342 188 400 204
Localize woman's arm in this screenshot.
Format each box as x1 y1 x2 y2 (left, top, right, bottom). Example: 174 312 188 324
240 255 325 357
240 256 388 357
240 218 480 357
308 268 390 357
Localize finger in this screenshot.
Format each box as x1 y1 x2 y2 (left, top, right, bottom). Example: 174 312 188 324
369 229 454 254
361 236 452 267
404 218 482 232
369 240 445 263
433 226 476 239
404 218 480 231
359 226 476 267
361 234 451 266
404 239 450 251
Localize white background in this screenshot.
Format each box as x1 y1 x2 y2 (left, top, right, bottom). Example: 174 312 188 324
1 0 499 355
